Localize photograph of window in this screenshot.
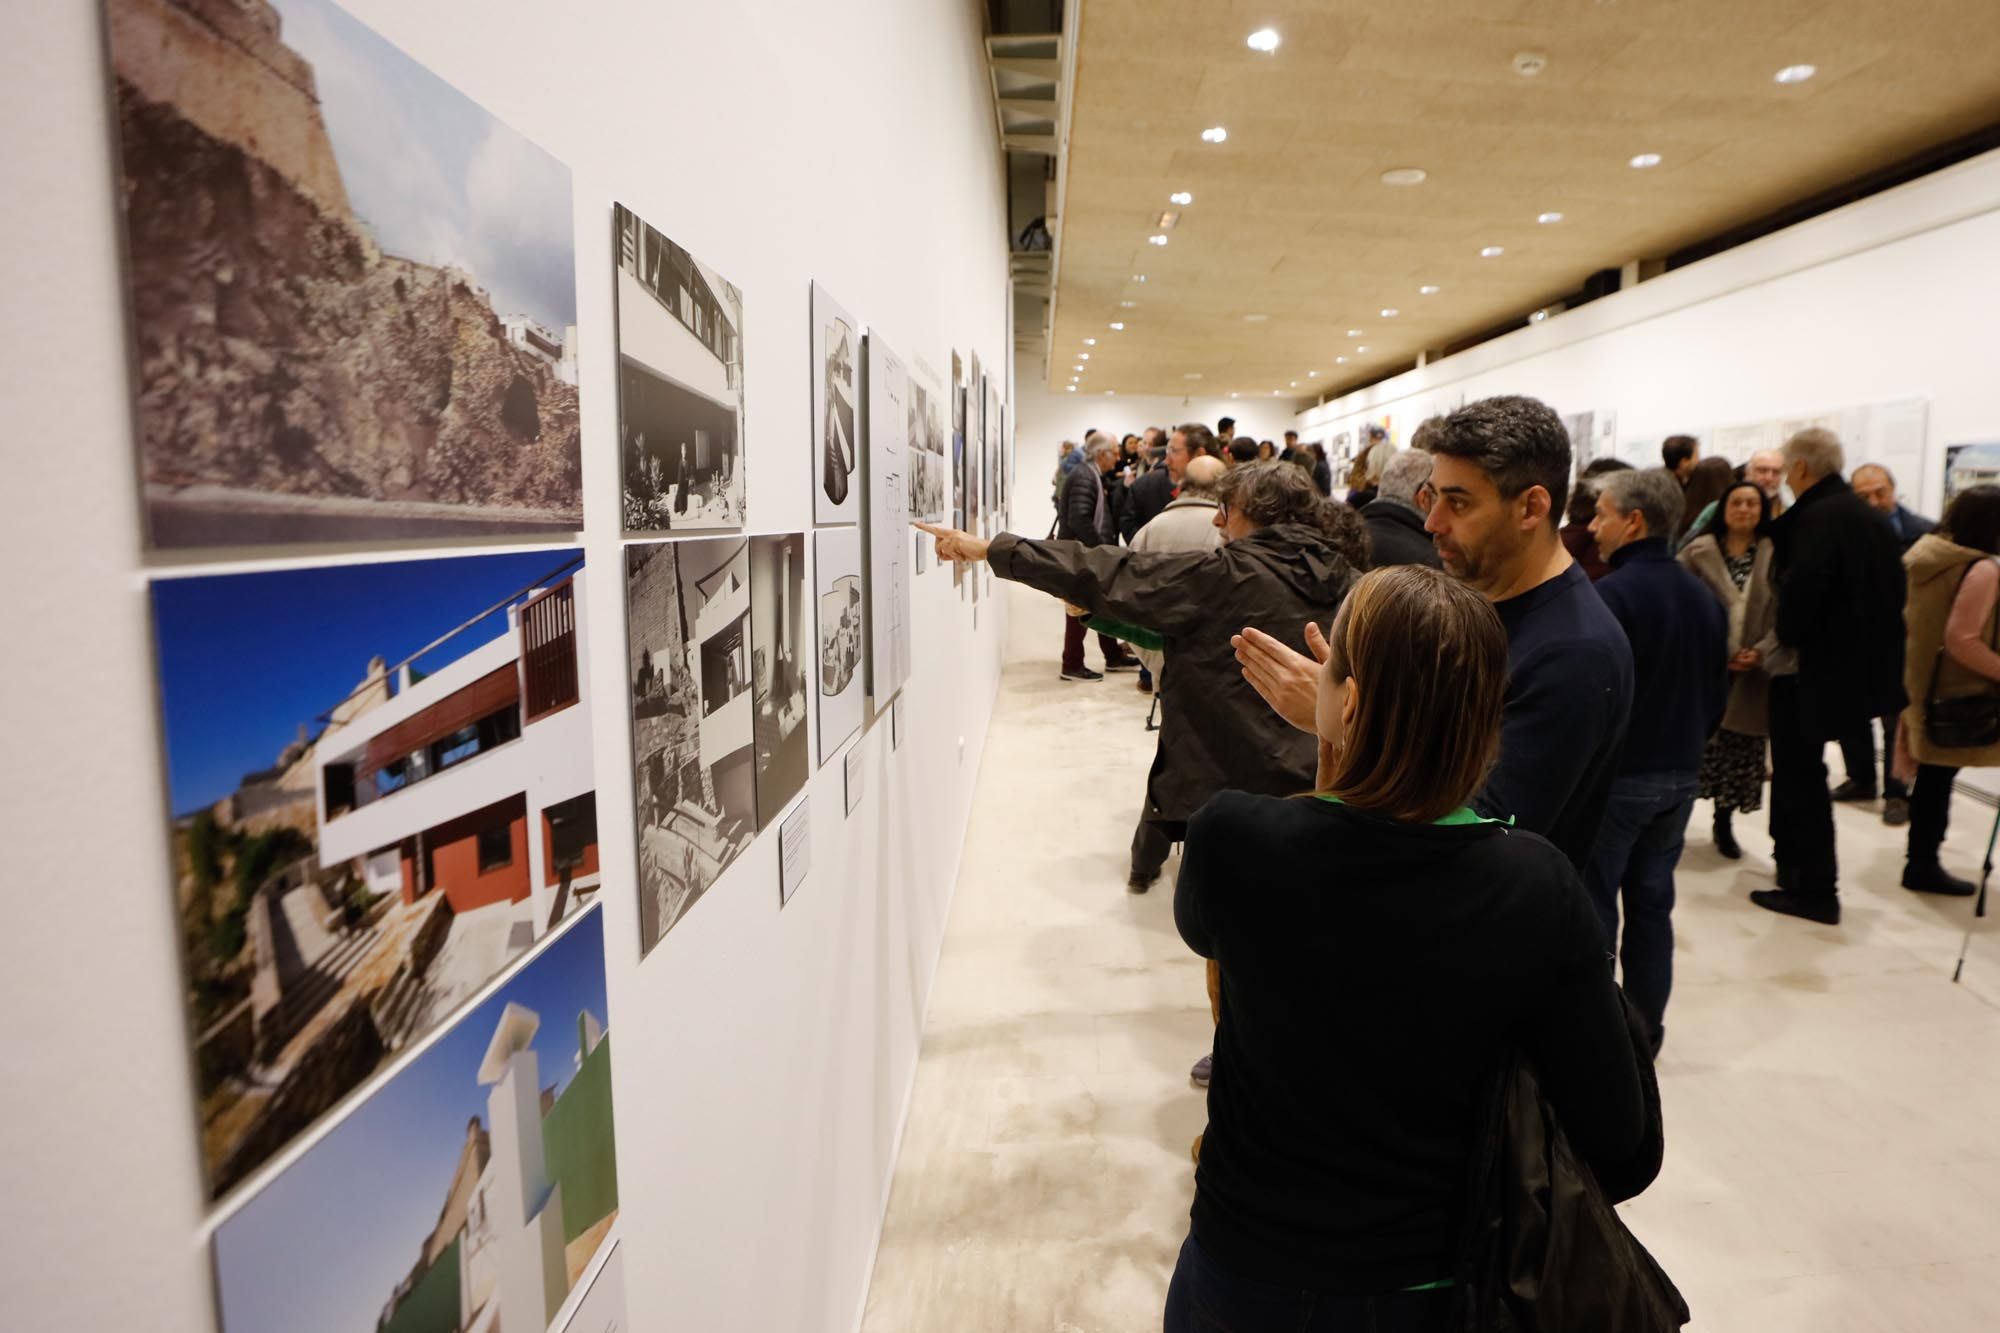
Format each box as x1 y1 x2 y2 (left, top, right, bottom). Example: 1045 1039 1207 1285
813 283 862 525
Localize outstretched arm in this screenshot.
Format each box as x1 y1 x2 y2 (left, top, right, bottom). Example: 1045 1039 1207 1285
1232 623 1332 733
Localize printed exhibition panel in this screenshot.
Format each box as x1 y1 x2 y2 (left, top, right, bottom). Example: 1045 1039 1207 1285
749 534 811 829
864 333 913 703
149 549 600 1200
560 1243 629 1333
908 356 949 524
106 0 583 549
624 538 757 956
950 350 968 531
614 204 747 533
213 908 618 1333
813 283 863 525
814 526 865 765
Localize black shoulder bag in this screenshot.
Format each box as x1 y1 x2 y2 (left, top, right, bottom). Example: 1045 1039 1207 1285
1923 558 2000 750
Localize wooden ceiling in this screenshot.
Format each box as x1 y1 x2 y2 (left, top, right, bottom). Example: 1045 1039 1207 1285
1048 0 2000 401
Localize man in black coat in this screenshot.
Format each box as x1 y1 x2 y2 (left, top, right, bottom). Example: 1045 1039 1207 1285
1359 449 1441 569
1753 430 1908 925
1122 423 1211 540
1056 435 1142 680
1835 462 1938 821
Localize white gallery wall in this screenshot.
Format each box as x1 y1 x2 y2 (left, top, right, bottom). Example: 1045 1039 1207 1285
1295 148 2000 522
0 3 1010 1333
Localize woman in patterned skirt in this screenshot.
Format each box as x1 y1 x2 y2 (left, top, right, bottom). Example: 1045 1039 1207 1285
1680 481 1780 858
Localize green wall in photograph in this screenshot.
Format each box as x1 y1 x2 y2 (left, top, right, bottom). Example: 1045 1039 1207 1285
543 1033 618 1242
379 1236 460 1333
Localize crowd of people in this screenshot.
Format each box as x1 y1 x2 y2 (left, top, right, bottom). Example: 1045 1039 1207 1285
918 395 1997 1331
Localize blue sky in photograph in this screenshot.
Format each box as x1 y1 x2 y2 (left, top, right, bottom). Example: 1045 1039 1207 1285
151 550 580 816
213 908 609 1333
270 0 577 331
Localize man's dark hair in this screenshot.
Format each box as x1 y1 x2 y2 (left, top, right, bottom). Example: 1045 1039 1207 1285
1661 434 1698 471
1944 484 2000 556
1174 422 1216 458
1215 462 1368 568
1218 416 1236 433
1431 395 1572 527
1567 456 1636 525
1228 438 1261 464
1284 430 1299 441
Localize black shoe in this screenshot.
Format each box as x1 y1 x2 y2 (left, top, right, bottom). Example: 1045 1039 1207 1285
1103 655 1142 672
1714 811 1742 860
1883 797 1911 827
1136 675 1154 694
1060 665 1103 682
1750 888 1841 925
1830 779 1876 803
1902 862 1977 897
1127 871 1157 894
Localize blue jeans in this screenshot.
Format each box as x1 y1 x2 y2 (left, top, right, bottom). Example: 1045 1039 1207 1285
1164 1234 1452 1333
1583 770 1698 1051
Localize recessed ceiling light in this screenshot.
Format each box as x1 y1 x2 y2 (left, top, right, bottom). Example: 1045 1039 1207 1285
1335 356 1347 364
1480 245 1505 258
1066 385 1077 392
1108 322 1125 330
1200 126 1228 143
1184 372 1203 380
1380 308 1399 318
1078 352 1090 360
1529 309 1549 323
1290 381 1299 387
1380 167 1428 187
1356 346 1369 353
1419 284 1441 295
1230 392 1240 399
1083 338 1096 346
1629 152 1662 169
1131 274 1147 283
1147 234 1170 246
1538 211 1565 224
1247 28 1280 53
1774 64 1817 84
1119 300 1137 308
1307 371 1319 378
1346 328 1363 337
1243 313 1268 323
1105 390 1116 396
1271 390 1282 396
1170 190 1194 206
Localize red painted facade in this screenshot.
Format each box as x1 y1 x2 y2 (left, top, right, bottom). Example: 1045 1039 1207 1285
422 794 531 913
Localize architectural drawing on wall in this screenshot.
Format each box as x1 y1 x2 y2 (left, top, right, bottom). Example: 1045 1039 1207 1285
950 350 969 530
104 0 582 550
1944 443 2000 506
815 526 865 765
749 534 809 829
149 550 600 1199
983 377 1002 533
212 907 617 1333
813 284 862 524
561 1244 628 1333
864 335 914 703
908 357 949 523
624 539 757 956
966 354 984 532
614 204 745 533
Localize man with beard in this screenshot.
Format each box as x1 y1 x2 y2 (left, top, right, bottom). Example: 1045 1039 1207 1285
1233 395 1633 871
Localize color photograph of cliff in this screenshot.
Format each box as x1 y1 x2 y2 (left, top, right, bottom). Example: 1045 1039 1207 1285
105 0 583 548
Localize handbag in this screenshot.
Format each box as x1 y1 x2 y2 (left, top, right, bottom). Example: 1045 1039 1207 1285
1923 558 2000 750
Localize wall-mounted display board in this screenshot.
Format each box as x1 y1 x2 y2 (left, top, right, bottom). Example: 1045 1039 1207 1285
864 334 913 703
213 907 618 1333
813 283 862 525
966 352 984 533
149 548 600 1200
562 1242 629 1333
983 374 1001 535
909 357 949 523
1562 410 1618 474
106 0 583 550
950 350 968 530
748 534 810 829
814 526 865 764
624 539 756 956
614 205 746 533
1689 398 1930 498
1943 442 2000 507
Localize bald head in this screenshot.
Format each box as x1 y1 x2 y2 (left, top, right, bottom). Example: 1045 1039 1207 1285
1747 449 1784 499
1179 455 1226 497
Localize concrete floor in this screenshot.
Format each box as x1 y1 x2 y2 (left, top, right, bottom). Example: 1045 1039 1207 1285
861 587 2000 1332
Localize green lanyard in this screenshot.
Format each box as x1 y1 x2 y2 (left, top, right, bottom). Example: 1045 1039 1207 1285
1314 795 1512 827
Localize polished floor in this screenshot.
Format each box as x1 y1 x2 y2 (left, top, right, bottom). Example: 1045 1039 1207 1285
861 590 2000 1332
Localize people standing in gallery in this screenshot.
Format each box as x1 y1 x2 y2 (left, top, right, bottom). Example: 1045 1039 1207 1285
1681 448 1790 547
1050 440 1078 495
1217 416 1237 447
1344 425 1392 508
1226 438 1260 468
1583 468 1729 1053
1053 434 1144 681
1562 458 1634 581
1309 443 1333 498
1752 429 1907 926
1166 565 1658 1332
1358 450 1441 570
1892 485 2000 897
1123 424 1208 542
1834 463 1937 823
1680 481 1781 860
1675 456 1737 546
1236 396 1634 873
1280 430 1302 463
1257 441 1276 462
917 460 1361 891
1662 433 1699 483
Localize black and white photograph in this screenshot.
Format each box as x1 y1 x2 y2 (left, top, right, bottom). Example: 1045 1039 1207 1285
908 358 949 523
814 283 862 525
865 335 914 703
625 538 757 956
983 374 1002 535
815 527 865 765
615 204 746 533
950 350 969 530
966 353 984 532
749 534 809 829
107 0 583 549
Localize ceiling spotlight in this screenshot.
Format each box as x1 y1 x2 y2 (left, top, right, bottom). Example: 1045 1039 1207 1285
1529 309 1549 323
1380 308 1399 318
1307 371 1319 378
1419 284 1441 295
1356 346 1369 353
1346 328 1363 337
1184 372 1203 380
1109 322 1125 330
1119 300 1137 308
1480 245 1505 258
1156 210 1181 229
1243 313 1269 323
1083 338 1096 346
1105 390 1116 396
1170 190 1193 206
1066 385 1077 392
1335 356 1348 364
1078 352 1090 360
1629 152 1662 169
1132 274 1147 282
1230 392 1241 399
1200 126 1228 143
1271 390 1282 396
1513 51 1548 78
1148 234 1170 246
1774 64 1817 84
1380 167 1428 187
1537 211 1565 224
1247 28 1281 53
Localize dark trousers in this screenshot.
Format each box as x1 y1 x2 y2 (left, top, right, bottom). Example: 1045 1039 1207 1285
1132 817 1185 880
1061 614 1124 672
1838 714 1907 799
1583 770 1697 1050
1165 1234 1452 1333
1768 676 1839 897
1908 763 1961 866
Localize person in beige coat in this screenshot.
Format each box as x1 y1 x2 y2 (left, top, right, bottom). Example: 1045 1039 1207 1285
1123 455 1227 680
1679 481 1780 859
1892 485 2000 896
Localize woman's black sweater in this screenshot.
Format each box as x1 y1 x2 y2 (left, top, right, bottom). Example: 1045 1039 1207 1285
1174 791 1650 1293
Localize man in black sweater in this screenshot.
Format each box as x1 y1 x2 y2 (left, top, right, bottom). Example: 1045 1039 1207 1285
1235 395 1633 871
1585 468 1729 1050
1122 423 1208 540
